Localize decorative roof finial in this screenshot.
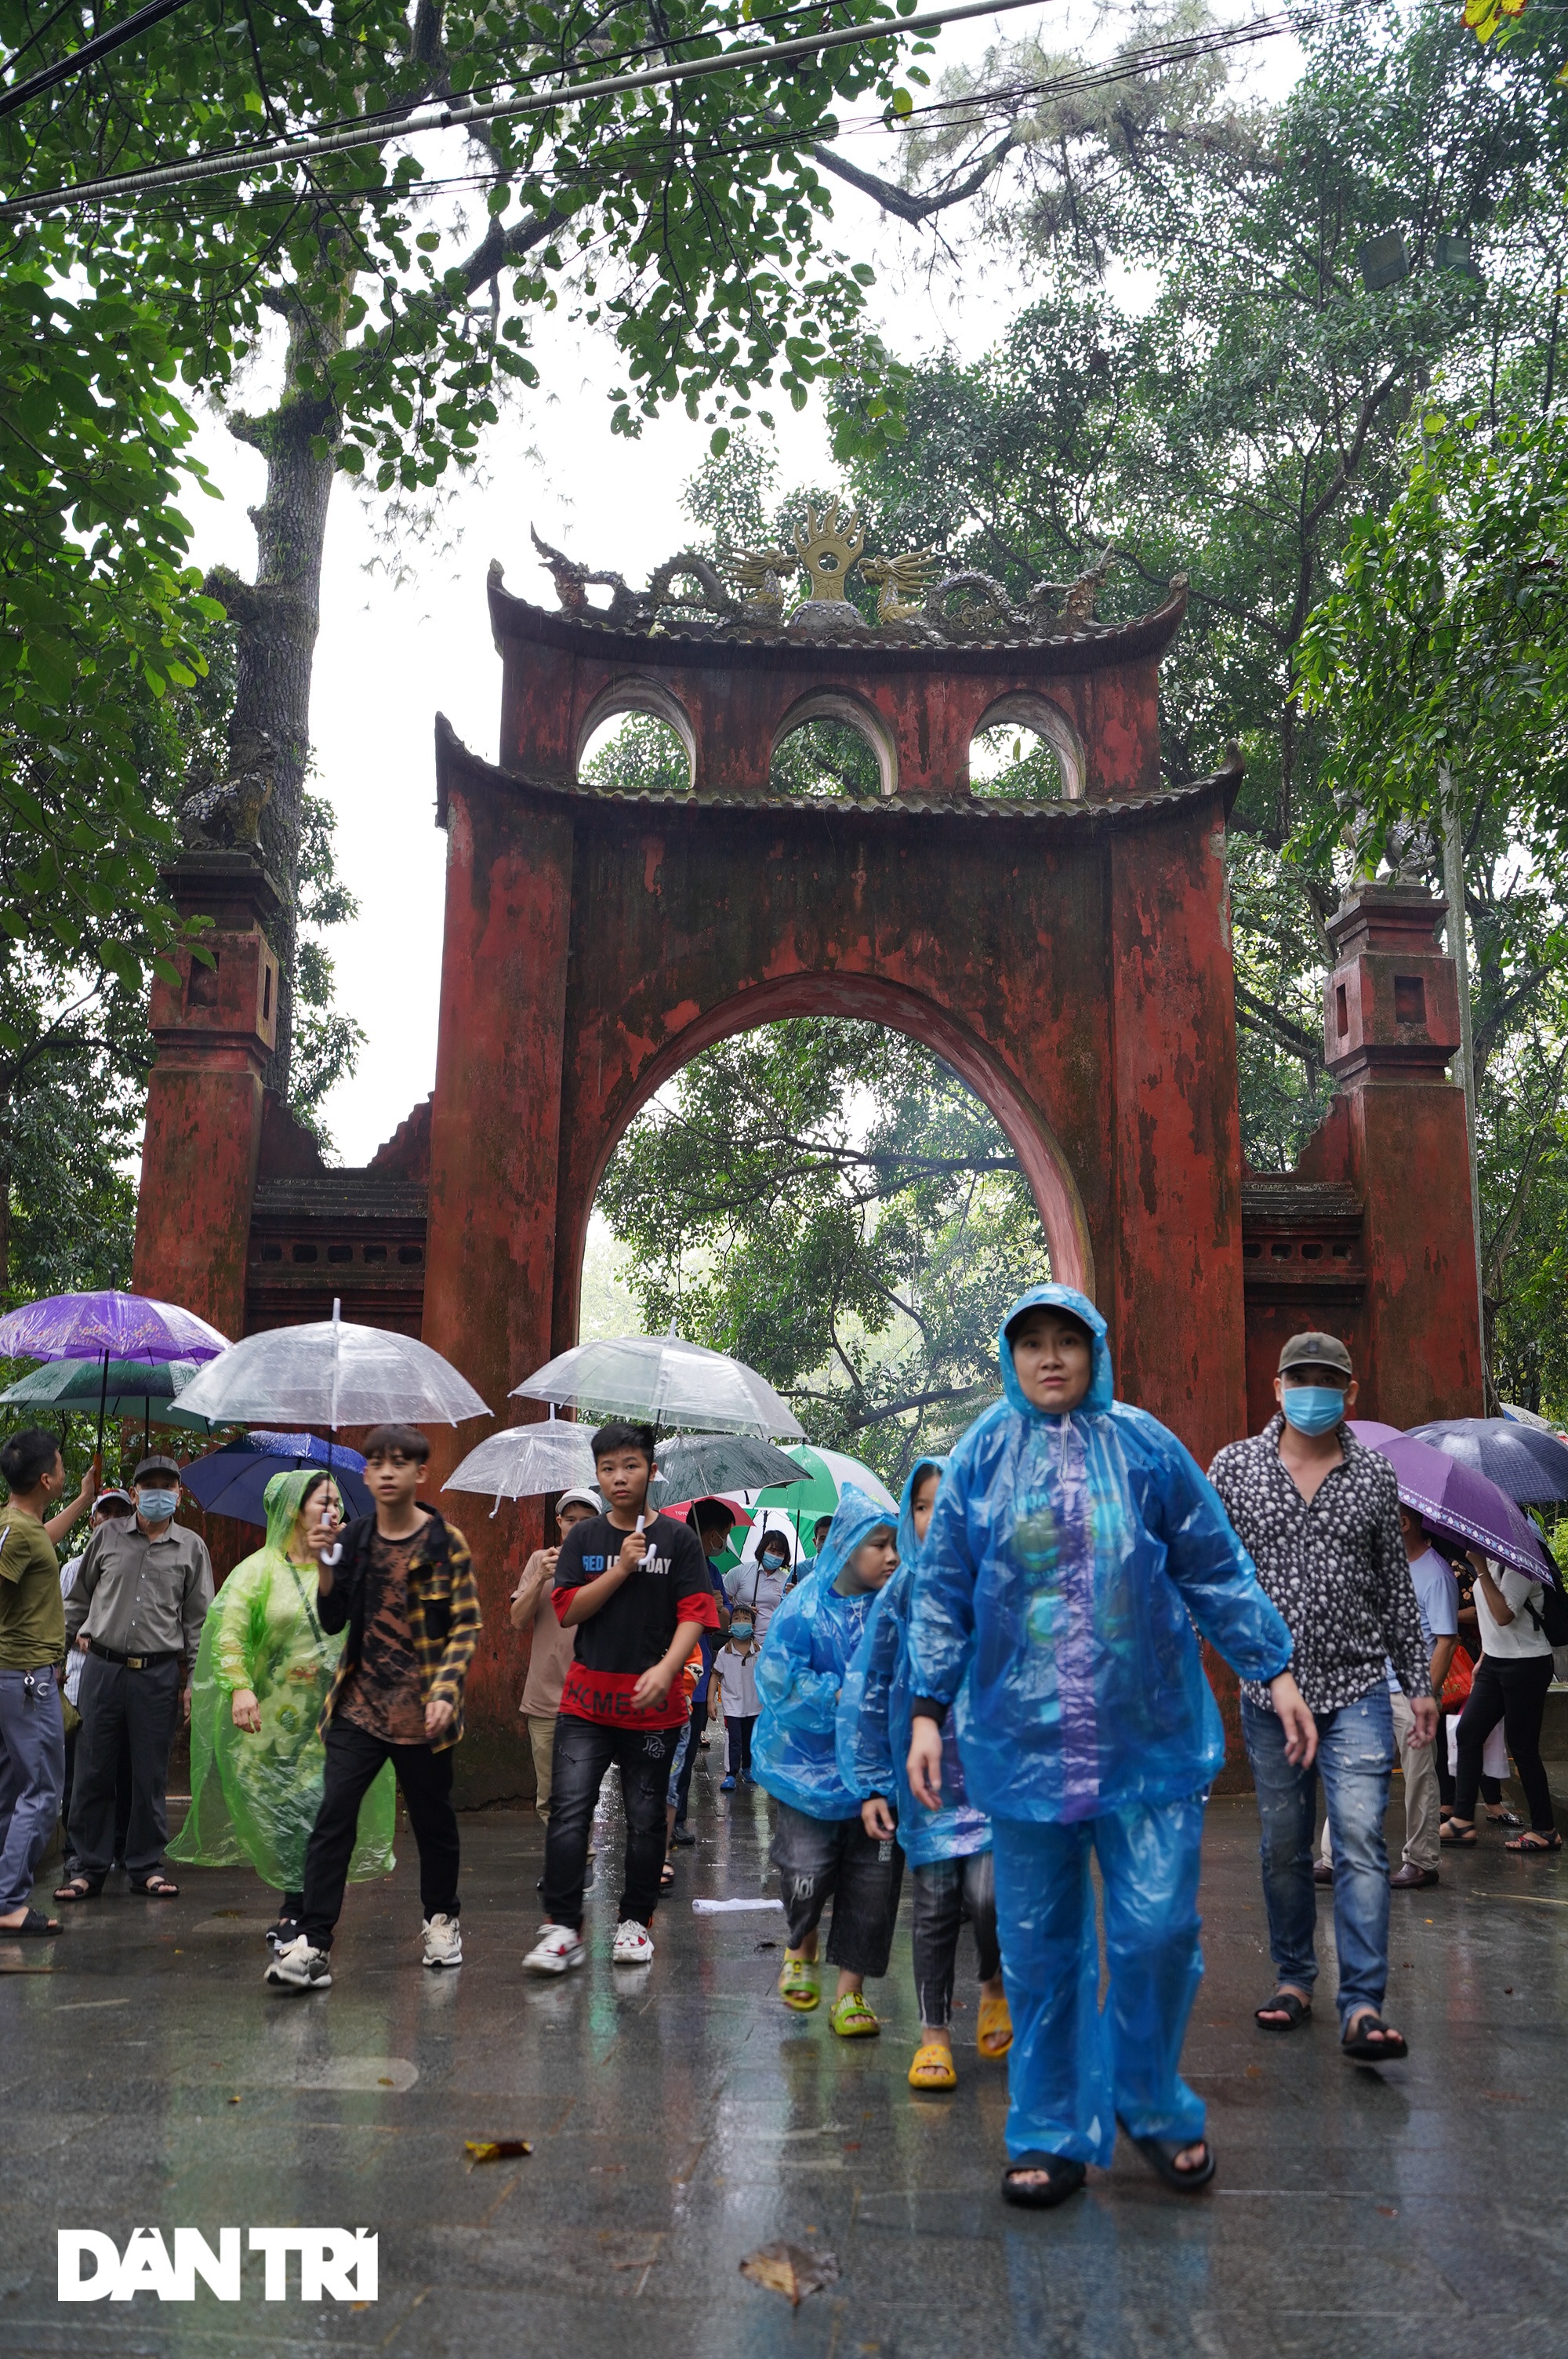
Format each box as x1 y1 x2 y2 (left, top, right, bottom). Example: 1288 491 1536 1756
793 496 865 602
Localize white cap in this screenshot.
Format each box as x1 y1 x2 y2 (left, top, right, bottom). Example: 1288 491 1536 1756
556 1487 602 1518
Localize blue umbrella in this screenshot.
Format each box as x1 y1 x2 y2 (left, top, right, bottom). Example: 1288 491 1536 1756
182 1430 372 1528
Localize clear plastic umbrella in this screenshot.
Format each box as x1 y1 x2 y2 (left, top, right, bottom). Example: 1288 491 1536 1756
512 1329 803 1439
444 1412 597 1503
172 1299 489 1430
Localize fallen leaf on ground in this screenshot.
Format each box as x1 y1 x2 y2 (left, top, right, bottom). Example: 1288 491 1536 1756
465 2139 534 2163
740 2242 840 2305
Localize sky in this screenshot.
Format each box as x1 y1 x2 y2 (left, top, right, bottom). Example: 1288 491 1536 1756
178 2 1304 1169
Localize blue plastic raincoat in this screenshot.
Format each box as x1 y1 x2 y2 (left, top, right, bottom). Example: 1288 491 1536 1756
909 1285 1293 1825
753 1486 898 1821
836 1460 991 1869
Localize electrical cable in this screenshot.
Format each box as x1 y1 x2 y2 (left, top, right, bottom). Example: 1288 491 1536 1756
0 0 199 123
0 0 1041 217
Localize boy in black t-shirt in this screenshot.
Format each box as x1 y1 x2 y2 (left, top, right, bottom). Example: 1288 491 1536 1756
523 1422 717 1973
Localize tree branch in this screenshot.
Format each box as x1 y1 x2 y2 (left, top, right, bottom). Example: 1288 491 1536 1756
811 132 1016 226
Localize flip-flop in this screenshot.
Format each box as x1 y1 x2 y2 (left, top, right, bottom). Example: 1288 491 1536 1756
1341 2014 1407 2062
977 1993 1013 2058
1504 1829 1562 1853
1001 2152 1086 2209
1 1906 60 1936
1254 1990 1312 2031
829 1990 880 2039
53 1876 100 1903
130 1874 180 1899
1123 2128 1215 2194
907 2040 958 2089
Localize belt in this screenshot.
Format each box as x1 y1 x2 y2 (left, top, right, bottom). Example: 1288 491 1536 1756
88 1640 180 1671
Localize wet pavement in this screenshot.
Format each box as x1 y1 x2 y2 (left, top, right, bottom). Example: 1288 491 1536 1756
4 1743 1568 2358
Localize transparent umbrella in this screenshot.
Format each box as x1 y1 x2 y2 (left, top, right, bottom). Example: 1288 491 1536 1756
445 1411 597 1504
513 1329 803 1439
172 1299 489 1430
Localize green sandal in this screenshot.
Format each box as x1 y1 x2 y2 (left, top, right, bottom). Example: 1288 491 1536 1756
829 1990 880 2040
779 1951 821 2011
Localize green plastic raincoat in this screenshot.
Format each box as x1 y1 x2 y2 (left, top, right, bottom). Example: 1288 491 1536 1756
169 1470 395 1890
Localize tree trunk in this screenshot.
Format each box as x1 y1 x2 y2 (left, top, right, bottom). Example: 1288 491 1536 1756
222 304 347 1098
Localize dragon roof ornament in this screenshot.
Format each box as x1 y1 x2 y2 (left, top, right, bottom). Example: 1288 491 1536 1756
521 514 1181 648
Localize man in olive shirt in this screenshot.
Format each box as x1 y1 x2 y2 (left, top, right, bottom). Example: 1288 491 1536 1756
60 1453 212 1902
0 1428 97 1934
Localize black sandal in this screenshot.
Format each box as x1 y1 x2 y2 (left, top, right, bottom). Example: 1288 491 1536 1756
1341 2014 1407 2062
1001 2151 1087 2209
130 1874 180 1899
659 1859 677 1889
53 1875 100 1903
2 1906 60 1936
1504 1829 1562 1853
1123 2127 1215 2194
1254 1990 1312 2032
1440 1819 1476 1847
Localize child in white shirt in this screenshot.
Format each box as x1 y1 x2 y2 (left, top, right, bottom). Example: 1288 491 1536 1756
710 1615 760 1788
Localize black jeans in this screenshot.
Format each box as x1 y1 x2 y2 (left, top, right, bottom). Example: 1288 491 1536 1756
1436 1705 1501 1809
770 1800 905 1977
671 1696 705 1830
301 1718 459 1950
1455 1653 1556 1833
725 1714 757 1778
542 1713 680 1932
911 1848 1000 2027
71 1652 180 1883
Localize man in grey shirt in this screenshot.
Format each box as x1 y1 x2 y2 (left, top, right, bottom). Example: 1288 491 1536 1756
57 1455 212 1902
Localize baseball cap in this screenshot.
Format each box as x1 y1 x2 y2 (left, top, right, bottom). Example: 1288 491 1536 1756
95 1487 133 1514
1278 1332 1353 1380
132 1454 183 1485
555 1487 601 1518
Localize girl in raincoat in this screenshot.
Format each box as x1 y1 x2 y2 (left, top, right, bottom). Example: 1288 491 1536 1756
753 1486 903 2040
906 1285 1313 2209
170 1470 395 1944
837 1458 1011 2092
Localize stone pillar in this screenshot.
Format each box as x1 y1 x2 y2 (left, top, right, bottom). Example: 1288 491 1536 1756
1323 882 1483 1423
131 854 281 1339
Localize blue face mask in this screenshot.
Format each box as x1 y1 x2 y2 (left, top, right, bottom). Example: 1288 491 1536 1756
1281 1387 1345 1438
136 1488 180 1521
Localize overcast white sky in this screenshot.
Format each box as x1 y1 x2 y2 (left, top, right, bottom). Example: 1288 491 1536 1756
178 4 1301 1166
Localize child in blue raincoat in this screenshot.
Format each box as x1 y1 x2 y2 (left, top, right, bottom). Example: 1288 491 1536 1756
907 1285 1315 2209
837 1458 1012 2092
753 1486 903 2040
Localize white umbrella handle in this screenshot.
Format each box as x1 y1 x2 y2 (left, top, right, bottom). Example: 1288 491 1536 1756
330 1298 341 1434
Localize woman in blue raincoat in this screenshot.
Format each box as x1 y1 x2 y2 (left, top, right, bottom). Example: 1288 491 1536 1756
837 1457 1011 2091
906 1285 1315 2208
753 1485 904 2040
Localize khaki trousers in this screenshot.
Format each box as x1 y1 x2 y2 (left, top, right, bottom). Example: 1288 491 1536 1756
526 1713 557 1823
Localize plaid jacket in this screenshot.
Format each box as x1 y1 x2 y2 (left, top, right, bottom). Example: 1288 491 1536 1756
316 1508 481 1752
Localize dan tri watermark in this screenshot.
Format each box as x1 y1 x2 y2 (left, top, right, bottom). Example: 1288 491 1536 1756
58 2228 378 2303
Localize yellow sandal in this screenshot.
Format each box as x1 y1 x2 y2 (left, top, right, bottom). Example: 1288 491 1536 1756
977 1994 1014 2059
829 1990 880 2038
778 1950 821 2011
908 2040 958 2090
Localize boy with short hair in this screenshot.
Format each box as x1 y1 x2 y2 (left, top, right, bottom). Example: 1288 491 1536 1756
709 1598 760 1787
908 1285 1313 2208
753 1488 904 2039
523 1423 717 1974
267 1424 480 1993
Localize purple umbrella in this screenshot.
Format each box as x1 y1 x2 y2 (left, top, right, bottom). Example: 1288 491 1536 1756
0 1290 228 1366
1348 1421 1555 1586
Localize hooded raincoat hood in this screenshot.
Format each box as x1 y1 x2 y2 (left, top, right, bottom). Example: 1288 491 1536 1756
906 1284 1293 1825
169 1468 396 1889
837 1459 992 1867
752 1485 898 1820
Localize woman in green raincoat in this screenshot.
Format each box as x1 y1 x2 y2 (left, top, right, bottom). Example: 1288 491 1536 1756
170 1469 395 1944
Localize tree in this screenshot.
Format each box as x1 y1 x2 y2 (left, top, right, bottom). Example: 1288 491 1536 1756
1 0 933 1090
597 1019 1044 1485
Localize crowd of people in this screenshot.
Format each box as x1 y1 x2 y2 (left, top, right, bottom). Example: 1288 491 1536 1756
0 1289 1562 2209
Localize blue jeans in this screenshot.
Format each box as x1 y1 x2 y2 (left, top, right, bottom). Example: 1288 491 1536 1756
1242 1686 1395 2029
993 1797 1207 2168
0 1665 66 1913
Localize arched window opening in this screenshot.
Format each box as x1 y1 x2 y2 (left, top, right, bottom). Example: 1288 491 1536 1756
970 723 1066 801
770 690 895 798
579 711 691 795
591 1016 1051 1488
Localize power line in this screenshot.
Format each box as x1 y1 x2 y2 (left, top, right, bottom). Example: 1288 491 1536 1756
0 0 198 123
0 0 1043 219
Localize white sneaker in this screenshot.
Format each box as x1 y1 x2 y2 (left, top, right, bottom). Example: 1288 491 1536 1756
612 1919 655 1965
423 1913 463 1969
524 1922 586 1976
264 1936 332 1992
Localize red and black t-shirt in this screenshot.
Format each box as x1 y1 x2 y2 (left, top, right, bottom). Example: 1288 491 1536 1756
553 1512 720 1728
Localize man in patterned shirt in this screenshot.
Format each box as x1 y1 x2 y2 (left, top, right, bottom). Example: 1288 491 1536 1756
1209 1332 1434 2064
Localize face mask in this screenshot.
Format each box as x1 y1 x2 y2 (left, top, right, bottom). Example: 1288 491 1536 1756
137 1488 180 1521
731 1622 753 1644
1281 1387 1345 1438
761 1554 787 1574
